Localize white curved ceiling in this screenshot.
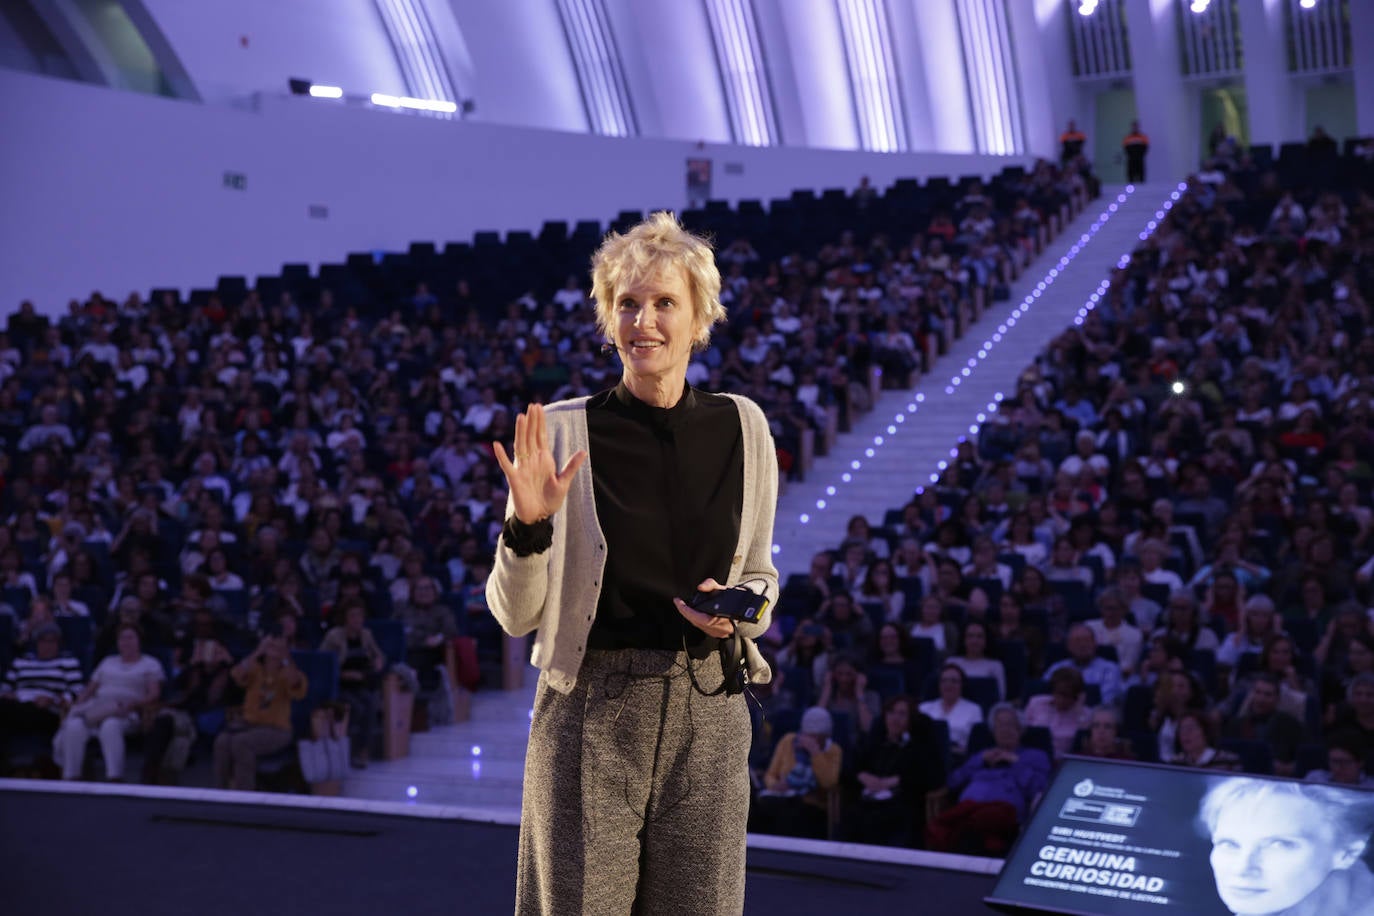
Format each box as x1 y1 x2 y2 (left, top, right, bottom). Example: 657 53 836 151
104 0 1057 155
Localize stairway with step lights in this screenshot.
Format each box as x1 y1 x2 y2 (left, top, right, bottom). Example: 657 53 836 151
771 182 1186 573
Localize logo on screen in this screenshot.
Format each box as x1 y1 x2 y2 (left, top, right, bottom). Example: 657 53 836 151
1058 798 1143 827
1073 779 1095 797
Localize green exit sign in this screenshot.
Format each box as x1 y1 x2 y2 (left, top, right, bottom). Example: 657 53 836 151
222 171 247 191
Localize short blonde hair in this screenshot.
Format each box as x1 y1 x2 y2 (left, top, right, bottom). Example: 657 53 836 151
590 211 725 349
1197 777 1374 848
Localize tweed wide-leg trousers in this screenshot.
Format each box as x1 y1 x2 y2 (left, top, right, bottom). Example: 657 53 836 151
515 648 752 916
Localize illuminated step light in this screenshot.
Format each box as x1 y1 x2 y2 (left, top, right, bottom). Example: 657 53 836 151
308 85 344 99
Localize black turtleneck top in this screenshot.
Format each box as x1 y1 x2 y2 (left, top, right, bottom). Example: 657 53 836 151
584 381 744 652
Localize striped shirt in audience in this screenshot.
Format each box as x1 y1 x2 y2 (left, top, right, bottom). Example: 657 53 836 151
2 653 84 704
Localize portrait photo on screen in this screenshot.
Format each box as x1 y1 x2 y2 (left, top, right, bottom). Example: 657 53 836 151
986 757 1374 916
1197 777 1374 916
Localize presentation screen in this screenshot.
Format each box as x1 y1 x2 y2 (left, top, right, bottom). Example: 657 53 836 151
985 757 1374 916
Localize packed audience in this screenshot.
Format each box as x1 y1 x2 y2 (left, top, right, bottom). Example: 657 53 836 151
756 138 1374 853
13 137 1371 860
0 158 1090 790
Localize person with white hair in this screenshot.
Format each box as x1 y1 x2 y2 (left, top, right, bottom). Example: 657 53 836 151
927 703 1050 855
1136 538 1185 595
753 705 843 840
1199 777 1374 915
1085 587 1144 676
487 212 779 914
16 403 74 452
1058 429 1110 479
1216 595 1282 669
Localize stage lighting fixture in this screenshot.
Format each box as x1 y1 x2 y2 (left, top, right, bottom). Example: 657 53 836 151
371 93 459 114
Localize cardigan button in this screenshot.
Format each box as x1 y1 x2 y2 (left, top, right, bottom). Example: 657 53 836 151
733 555 743 564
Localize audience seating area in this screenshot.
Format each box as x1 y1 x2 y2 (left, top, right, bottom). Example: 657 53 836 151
8 131 1374 855
0 156 1093 792
752 136 1374 849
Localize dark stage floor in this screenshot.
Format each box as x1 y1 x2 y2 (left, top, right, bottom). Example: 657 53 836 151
2 788 1001 915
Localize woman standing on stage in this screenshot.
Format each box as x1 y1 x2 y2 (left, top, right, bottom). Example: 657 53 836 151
487 211 779 915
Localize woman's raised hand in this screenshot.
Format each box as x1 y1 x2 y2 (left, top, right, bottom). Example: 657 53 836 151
493 404 587 525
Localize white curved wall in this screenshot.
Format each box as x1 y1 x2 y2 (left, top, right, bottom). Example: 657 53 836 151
886 0 938 150
446 0 586 132
0 68 1029 315
773 0 859 150
750 0 806 146
131 0 1088 158
902 0 976 154
141 0 407 102
607 0 732 143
